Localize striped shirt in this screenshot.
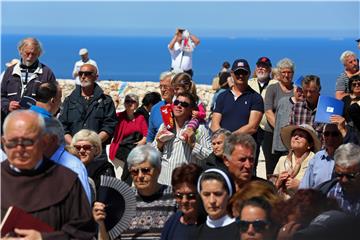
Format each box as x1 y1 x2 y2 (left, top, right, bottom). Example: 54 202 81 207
327 182 360 216
335 72 350 93
153 122 212 186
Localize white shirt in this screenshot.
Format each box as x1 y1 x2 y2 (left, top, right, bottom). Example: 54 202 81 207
168 41 195 72
73 58 99 85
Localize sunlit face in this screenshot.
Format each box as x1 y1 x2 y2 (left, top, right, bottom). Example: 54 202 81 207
20 44 40 66
290 129 311 152
200 179 229 220
212 134 226 157
173 85 186 96
130 161 159 191
334 164 360 195
255 65 271 82
240 205 270 240
294 86 304 102
231 69 250 86
159 76 174 103
302 82 320 107
124 98 138 113
344 55 359 74
79 64 97 88
174 183 198 218
224 145 254 184
74 140 97 165
351 80 360 95
172 96 192 119
2 113 44 170
279 67 294 85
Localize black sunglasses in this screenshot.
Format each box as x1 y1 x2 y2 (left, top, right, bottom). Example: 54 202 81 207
130 167 152 176
234 69 249 77
335 171 360 180
3 138 38 149
78 71 94 77
323 131 340 137
239 220 269 233
74 144 93 151
351 81 360 87
173 99 190 108
175 192 197 200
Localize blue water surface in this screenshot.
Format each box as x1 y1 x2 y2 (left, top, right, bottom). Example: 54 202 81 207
2 34 358 96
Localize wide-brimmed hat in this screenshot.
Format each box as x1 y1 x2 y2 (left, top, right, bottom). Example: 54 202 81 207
280 124 321 152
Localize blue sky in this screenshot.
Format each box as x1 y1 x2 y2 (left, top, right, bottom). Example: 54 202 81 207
1 0 359 38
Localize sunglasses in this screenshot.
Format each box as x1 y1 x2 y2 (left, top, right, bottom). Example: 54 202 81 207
175 192 197 200
173 99 190 108
351 81 360 87
234 69 249 77
3 138 38 149
335 171 360 180
323 131 340 137
239 220 269 233
78 71 94 77
130 167 152 176
74 144 93 151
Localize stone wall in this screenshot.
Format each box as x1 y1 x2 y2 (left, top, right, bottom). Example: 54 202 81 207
58 80 215 114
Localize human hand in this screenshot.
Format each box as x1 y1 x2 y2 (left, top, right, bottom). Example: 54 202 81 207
9 101 20 112
330 115 346 136
277 221 302 240
93 201 106 223
285 177 300 191
192 110 199 119
275 172 290 189
6 228 43 240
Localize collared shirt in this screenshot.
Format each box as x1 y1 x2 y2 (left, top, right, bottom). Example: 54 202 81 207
30 105 52 119
299 149 335 189
153 122 212 186
327 182 360 216
169 41 195 71
51 145 92 203
289 100 324 137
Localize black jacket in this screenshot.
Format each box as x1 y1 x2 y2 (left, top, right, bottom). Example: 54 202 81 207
59 83 117 145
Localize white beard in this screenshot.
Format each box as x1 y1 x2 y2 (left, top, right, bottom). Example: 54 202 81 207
257 72 270 82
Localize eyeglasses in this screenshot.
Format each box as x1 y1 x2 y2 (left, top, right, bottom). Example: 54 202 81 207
234 69 249 77
323 131 340 137
335 171 360 180
159 85 171 90
2 137 38 149
130 167 152 176
74 144 93 151
175 192 197 200
173 100 190 108
239 220 269 233
78 71 94 77
351 82 360 87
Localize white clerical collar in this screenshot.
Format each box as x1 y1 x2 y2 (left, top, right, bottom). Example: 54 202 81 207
206 214 235 228
9 159 44 172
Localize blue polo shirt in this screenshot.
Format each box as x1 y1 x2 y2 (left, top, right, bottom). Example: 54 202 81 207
214 87 264 132
147 100 166 142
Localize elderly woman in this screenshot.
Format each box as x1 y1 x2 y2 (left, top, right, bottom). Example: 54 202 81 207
71 129 115 191
238 197 278 240
342 74 360 131
196 168 240 240
94 145 176 240
264 58 296 175
204 128 231 170
109 93 148 184
161 163 204 240
274 124 321 198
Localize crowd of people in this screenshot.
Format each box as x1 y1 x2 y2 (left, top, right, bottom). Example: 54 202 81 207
1 35 360 240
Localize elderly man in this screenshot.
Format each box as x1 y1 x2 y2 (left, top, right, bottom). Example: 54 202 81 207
204 128 232 170
223 133 267 191
147 71 175 142
1 37 56 117
318 143 360 216
1 110 95 239
95 145 176 240
335 50 359 99
73 48 99 85
154 92 212 185
59 63 117 161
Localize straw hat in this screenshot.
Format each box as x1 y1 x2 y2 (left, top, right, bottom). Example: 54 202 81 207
280 124 321 152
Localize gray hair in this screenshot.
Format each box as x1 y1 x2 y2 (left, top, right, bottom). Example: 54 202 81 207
125 93 139 104
3 110 45 136
340 50 356 65
44 117 65 145
276 58 295 71
302 74 322 92
334 143 360 168
211 128 232 141
223 133 257 159
71 129 102 157
17 37 43 56
127 144 161 169
159 71 173 81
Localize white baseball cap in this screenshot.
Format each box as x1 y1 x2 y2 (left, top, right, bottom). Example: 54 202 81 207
79 48 88 55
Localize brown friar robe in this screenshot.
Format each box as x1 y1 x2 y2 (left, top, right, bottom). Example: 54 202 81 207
1 158 96 239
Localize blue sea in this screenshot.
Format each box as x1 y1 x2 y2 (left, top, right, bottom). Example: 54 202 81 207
2 35 358 96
